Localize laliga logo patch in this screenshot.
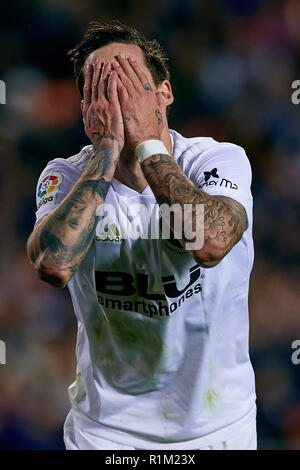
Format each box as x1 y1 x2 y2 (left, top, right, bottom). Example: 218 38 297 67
37 171 63 208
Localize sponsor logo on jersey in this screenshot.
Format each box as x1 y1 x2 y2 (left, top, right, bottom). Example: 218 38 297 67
96 223 126 243
204 167 219 182
199 168 238 190
95 264 202 318
37 171 63 208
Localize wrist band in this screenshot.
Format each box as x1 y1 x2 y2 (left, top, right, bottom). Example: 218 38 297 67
135 139 171 164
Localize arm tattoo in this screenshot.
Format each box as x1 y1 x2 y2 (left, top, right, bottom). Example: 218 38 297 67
144 83 153 91
123 117 134 137
39 213 97 274
141 154 248 262
33 137 120 280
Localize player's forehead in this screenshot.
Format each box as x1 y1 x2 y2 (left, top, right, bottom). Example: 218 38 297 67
84 43 147 72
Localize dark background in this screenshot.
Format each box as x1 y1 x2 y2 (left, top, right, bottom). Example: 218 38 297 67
0 0 300 450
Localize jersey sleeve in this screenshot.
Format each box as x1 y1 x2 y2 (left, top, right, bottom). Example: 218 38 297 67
35 158 80 224
189 142 253 225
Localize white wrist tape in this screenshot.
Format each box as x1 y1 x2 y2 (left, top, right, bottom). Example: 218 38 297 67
135 140 171 164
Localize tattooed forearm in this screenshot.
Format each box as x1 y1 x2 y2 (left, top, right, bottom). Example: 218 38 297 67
141 154 248 265
81 139 120 185
39 212 97 272
214 195 248 234
27 137 121 286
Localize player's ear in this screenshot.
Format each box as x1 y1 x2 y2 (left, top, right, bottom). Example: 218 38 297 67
156 80 174 107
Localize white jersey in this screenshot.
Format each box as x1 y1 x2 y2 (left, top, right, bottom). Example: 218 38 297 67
35 129 256 449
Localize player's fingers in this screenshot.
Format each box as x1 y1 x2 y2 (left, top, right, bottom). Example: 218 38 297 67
91 59 101 103
98 61 111 101
107 70 119 104
115 54 141 92
127 56 154 92
112 58 135 96
116 77 129 106
83 63 93 108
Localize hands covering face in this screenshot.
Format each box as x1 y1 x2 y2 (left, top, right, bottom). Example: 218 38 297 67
82 60 125 150
111 54 167 150
82 53 167 152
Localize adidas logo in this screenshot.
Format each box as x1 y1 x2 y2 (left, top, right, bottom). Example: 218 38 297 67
96 223 126 243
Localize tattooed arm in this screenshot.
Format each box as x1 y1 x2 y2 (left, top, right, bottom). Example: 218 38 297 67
27 60 124 287
27 137 121 287
141 154 248 268
112 56 247 267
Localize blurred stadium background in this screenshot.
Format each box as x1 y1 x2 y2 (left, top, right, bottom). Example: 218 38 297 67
0 0 300 450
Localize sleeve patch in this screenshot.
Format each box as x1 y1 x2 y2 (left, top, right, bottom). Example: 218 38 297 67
36 171 63 209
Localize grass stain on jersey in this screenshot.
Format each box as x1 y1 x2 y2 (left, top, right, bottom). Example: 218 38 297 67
203 388 221 413
68 371 87 405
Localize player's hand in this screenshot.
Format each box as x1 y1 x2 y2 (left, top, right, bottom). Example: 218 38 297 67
82 60 125 150
112 54 167 151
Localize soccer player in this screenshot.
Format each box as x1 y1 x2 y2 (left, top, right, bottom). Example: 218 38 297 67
27 21 256 450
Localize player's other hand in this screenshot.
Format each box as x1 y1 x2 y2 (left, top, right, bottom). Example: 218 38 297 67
82 60 125 150
112 54 167 151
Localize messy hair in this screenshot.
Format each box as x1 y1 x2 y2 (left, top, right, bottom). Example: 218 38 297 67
68 20 170 97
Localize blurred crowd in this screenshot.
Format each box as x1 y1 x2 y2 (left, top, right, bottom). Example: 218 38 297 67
0 0 300 449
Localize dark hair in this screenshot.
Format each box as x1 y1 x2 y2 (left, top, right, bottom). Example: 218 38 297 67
68 20 170 98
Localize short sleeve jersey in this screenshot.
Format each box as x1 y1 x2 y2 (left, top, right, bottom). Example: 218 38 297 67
35 129 256 449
